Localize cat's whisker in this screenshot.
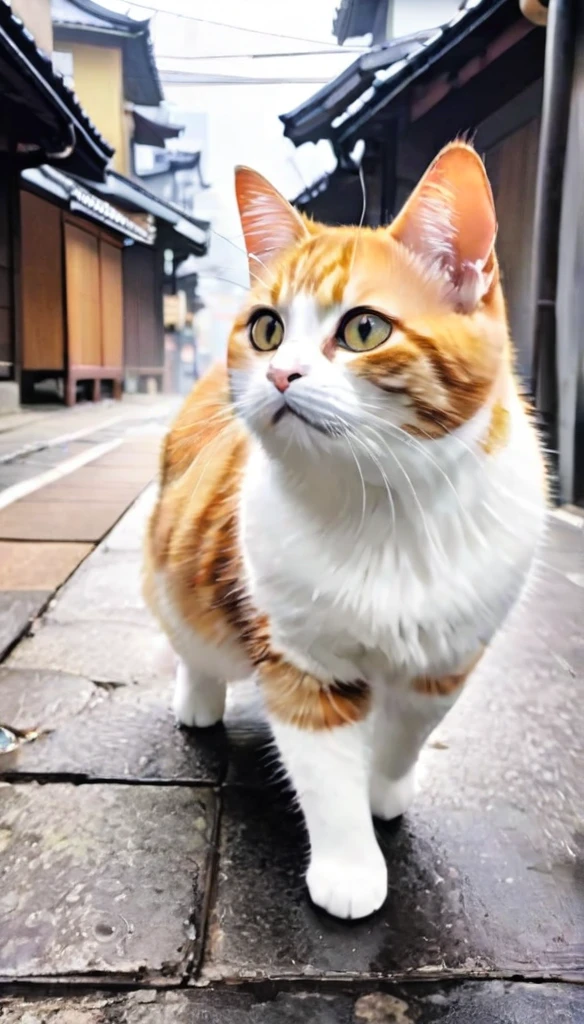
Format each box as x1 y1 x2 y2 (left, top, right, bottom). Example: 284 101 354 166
249 252 276 287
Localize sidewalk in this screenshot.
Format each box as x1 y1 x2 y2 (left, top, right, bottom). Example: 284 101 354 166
0 397 175 660
0 421 583 1020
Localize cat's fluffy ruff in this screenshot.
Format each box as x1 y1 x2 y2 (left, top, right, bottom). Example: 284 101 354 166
144 143 547 920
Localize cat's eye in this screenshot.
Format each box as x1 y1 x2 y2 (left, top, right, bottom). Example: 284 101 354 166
248 309 284 352
336 308 393 352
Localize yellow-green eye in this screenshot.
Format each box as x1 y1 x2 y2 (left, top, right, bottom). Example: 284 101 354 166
249 309 284 352
337 308 393 352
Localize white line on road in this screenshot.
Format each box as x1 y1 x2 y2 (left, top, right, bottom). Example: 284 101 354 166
0 415 125 464
0 439 123 511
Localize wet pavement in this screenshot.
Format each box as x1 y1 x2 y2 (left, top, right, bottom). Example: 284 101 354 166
0 427 583 1019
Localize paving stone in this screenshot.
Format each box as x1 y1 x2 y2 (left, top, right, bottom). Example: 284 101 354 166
0 667 225 783
23 481 144 504
204 793 583 983
1 982 581 1023
0 668 96 731
205 575 584 983
0 500 131 542
0 591 50 661
70 465 155 486
0 541 92 590
0 782 216 981
102 486 157 552
6 620 170 686
46 550 151 627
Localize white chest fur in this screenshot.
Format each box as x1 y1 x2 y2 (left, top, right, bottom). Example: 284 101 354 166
240 398 546 685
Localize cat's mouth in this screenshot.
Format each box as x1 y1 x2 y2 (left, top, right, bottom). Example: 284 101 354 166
271 403 334 437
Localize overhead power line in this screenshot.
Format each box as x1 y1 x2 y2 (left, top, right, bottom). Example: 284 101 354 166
117 0 358 48
156 48 366 60
159 72 332 84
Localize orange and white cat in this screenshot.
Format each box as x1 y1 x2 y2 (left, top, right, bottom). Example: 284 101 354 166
144 143 546 920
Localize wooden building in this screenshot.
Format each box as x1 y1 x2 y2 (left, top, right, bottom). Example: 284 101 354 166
281 0 583 504
19 167 154 403
51 0 210 396
0 0 112 410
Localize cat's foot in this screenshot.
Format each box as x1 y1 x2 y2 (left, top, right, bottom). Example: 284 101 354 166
370 765 417 821
173 663 226 728
306 846 387 920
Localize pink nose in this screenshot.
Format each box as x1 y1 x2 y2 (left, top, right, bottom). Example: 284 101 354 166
266 365 305 393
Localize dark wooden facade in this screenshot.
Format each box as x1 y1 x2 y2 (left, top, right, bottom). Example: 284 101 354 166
122 242 164 389
20 191 124 404
0 171 14 383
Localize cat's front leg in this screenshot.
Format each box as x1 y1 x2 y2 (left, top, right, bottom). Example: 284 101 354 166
370 663 476 820
261 659 387 920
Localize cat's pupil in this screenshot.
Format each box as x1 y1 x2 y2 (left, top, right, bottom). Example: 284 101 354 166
266 319 276 341
358 317 372 341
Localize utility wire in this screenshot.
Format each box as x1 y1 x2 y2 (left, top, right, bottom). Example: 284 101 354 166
155 48 366 60
159 73 331 84
114 0 357 48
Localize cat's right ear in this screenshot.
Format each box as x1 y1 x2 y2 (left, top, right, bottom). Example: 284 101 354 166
389 142 497 312
235 166 307 272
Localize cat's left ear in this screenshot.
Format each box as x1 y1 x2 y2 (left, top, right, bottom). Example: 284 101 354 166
390 142 497 312
235 166 307 274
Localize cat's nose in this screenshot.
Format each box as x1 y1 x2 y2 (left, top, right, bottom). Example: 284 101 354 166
267 365 306 393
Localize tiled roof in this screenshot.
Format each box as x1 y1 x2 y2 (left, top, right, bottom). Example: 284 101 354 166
0 0 113 174
81 171 210 256
52 0 163 106
281 0 506 148
22 165 156 244
51 0 150 32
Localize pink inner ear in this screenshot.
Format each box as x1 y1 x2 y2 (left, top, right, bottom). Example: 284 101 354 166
390 144 497 307
235 166 306 269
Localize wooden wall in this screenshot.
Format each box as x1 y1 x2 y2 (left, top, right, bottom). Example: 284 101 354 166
0 173 13 379
20 192 65 372
485 117 541 382
64 222 102 369
556 15 584 504
100 241 124 369
123 243 163 373
20 192 124 380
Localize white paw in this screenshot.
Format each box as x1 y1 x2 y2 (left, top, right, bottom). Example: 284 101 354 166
306 846 387 920
173 666 226 728
370 765 417 821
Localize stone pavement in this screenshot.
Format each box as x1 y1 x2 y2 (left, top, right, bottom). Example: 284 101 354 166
0 442 583 1020
0 398 176 661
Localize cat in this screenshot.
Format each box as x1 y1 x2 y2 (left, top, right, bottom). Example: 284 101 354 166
144 142 547 920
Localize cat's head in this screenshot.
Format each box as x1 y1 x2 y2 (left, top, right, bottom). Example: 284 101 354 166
228 142 510 474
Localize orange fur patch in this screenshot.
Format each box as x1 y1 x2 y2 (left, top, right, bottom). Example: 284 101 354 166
260 660 371 729
481 400 510 455
411 650 483 696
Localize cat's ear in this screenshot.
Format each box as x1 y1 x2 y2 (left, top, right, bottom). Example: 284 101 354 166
390 142 497 311
235 166 307 273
